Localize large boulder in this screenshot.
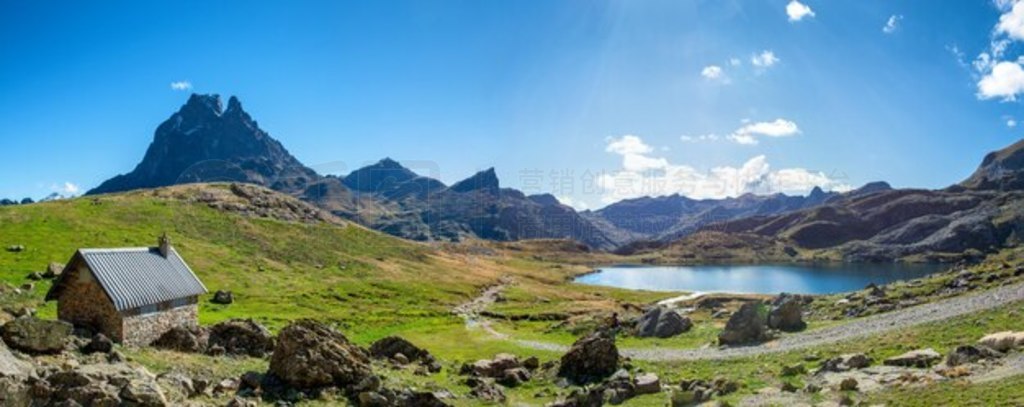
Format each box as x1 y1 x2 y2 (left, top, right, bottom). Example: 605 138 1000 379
635 307 692 338
465 353 524 378
1 317 72 354
152 326 207 353
207 319 274 357
947 344 1003 367
211 290 234 305
268 319 372 390
883 348 942 368
0 342 33 405
767 294 806 332
978 331 1024 352
718 302 769 346
369 336 431 363
45 363 168 406
558 329 619 384
42 262 64 279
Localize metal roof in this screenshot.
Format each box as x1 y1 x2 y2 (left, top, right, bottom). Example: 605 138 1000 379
47 247 208 312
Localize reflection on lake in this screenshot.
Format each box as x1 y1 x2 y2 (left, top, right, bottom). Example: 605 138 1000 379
575 263 948 295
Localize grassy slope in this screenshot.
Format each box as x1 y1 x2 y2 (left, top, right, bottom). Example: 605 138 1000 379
2 184 1023 405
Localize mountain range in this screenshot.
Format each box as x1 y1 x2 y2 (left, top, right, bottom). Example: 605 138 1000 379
85 94 1024 260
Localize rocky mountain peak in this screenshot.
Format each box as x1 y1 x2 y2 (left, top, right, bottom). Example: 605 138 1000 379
342 158 420 192
962 138 1024 191
88 94 317 195
182 93 224 117
449 168 500 193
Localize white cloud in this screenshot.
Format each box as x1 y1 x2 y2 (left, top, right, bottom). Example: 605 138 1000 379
997 0 1024 40
729 58 742 67
50 182 81 197
701 65 724 80
680 134 719 143
606 135 653 155
170 81 192 91
1008 118 1018 127
728 118 800 145
600 136 849 202
883 15 903 34
751 50 780 68
786 0 815 22
978 61 1024 100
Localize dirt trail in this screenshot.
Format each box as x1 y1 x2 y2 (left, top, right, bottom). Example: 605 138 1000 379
458 281 1024 361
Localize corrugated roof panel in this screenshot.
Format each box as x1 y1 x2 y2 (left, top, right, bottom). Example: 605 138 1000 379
78 247 208 312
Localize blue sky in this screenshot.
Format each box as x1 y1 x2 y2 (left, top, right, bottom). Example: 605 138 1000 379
1 1 1023 209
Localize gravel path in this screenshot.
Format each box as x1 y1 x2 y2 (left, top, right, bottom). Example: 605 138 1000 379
460 281 1024 361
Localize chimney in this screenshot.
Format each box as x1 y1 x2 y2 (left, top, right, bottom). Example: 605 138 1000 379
158 233 171 258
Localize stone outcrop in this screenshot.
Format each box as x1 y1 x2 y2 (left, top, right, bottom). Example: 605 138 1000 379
1 317 72 354
883 348 942 368
635 307 692 338
767 294 807 332
558 330 619 384
207 319 274 357
818 353 872 373
369 336 430 363
718 302 769 346
978 331 1024 352
152 326 207 353
947 344 1003 367
268 319 372 390
211 290 234 305
43 262 64 279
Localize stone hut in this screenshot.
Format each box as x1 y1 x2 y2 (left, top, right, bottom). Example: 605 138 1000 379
44 236 207 346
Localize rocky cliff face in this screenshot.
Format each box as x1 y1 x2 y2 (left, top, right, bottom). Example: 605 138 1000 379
961 139 1024 191
89 94 318 195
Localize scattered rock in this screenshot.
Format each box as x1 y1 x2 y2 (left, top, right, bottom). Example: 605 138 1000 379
884 348 942 368
26 272 43 281
207 319 274 357
635 307 692 338
718 302 769 345
818 353 873 373
675 377 739 405
1 316 72 354
466 353 524 378
268 319 372 390
838 377 859 392
226 396 258 407
82 333 113 354
978 331 1024 352
369 336 431 364
558 330 620 384
947 344 1003 367
211 290 234 305
633 373 661 395
42 262 64 279
19 283 33 292
467 377 506 403
497 367 531 387
780 381 798 393
152 326 207 353
6 245 24 253
865 283 886 298
767 294 807 332
523 356 540 370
